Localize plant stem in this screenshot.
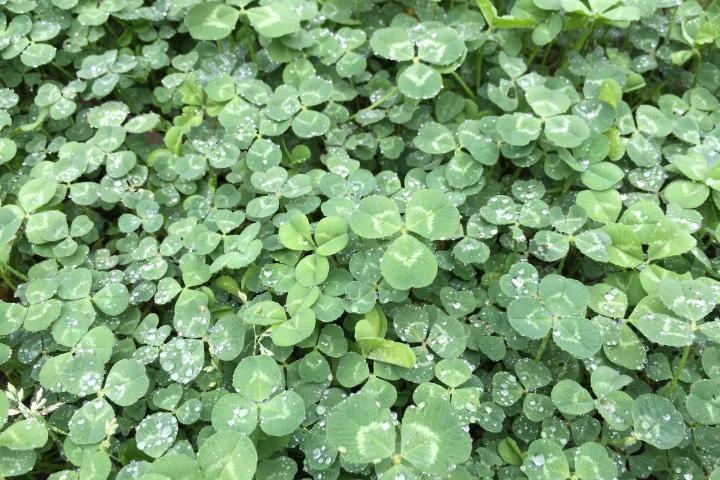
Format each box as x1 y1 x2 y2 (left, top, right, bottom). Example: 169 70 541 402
574 22 596 54
557 255 566 275
0 269 17 291
541 41 554 67
526 44 541 66
475 49 484 89
534 330 552 362
692 49 702 88
243 26 257 63
666 345 691 397
450 71 477 102
51 62 74 81
2 264 27 281
349 87 399 120
666 6 678 41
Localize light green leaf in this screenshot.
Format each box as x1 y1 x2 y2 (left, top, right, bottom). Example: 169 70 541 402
632 394 685 449
405 189 461 240
544 115 590 148
0 418 47 451
185 2 240 40
104 359 149 406
233 355 283 402
397 63 442 100
198 431 257 480
247 4 300 38
401 398 471 475
326 392 396 464
259 391 305 436
349 196 402 239
380 234 438 290
496 113 541 146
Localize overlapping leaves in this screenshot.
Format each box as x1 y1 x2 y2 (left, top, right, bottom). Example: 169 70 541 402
0 0 720 479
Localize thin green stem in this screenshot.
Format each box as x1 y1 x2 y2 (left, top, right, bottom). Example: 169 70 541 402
526 44 541 66
51 62 74 81
475 49 484 90
280 138 292 161
208 168 217 194
534 329 552 362
666 5 678 41
244 26 257 63
560 22 595 70
2 264 27 281
692 49 702 88
0 269 17 291
574 22 596 53
557 256 567 276
666 345 690 397
541 40 554 67
349 87 399 121
450 71 477 102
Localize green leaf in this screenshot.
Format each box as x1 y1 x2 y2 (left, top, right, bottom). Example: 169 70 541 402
370 28 414 61
544 115 590 148
507 297 552 340
0 418 47 450
539 274 588 317
279 210 314 251
659 278 715 321
20 43 56 67
414 122 457 154
663 180 709 209
185 3 240 40
314 216 348 256
601 224 644 268
295 254 329 287
198 431 257 480
525 85 570 117
92 283 129 316
136 412 178 458
686 379 720 425
553 316 602 358
104 359 149 406
401 398 471 475
632 394 685 449
69 398 114 445
291 110 330 138
326 392 396 464
271 308 316 346
18 178 57 212
380 234 438 290
405 189 461 240
580 162 624 190
574 442 617 480
522 439 569 480
496 113 541 146
551 380 594 415
233 355 283 402
349 196 402 239
397 63 443 100
212 393 257 434
366 339 416 369
247 4 300 38
259 391 305 436
173 288 210 337
632 313 694 347
636 105 672 138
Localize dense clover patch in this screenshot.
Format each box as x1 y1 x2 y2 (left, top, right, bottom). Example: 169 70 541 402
1 0 720 479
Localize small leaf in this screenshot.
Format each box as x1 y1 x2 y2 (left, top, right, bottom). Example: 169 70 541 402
380 234 438 290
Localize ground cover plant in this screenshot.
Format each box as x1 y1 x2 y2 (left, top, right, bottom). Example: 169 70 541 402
1 0 720 478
